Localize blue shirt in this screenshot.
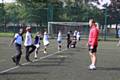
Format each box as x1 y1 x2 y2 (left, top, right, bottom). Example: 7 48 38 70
118 29 120 38
14 33 23 45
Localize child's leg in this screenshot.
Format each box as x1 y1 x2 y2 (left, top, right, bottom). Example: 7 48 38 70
67 40 70 48
58 41 62 51
35 48 38 58
58 44 61 51
44 45 47 54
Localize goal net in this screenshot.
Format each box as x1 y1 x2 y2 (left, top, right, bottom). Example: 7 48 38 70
48 22 89 38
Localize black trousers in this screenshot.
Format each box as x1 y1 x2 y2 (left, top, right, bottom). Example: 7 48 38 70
25 44 36 61
15 43 22 64
67 40 71 48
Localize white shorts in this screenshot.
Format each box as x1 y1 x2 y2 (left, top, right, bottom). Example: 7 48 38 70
43 40 49 46
34 44 40 48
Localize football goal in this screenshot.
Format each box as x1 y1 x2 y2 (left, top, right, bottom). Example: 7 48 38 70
48 22 89 38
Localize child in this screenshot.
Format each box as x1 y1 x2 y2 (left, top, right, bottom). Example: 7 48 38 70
24 27 36 62
73 30 77 37
43 31 49 54
57 30 62 51
34 32 41 59
71 36 77 48
76 31 81 41
67 32 71 48
10 28 24 65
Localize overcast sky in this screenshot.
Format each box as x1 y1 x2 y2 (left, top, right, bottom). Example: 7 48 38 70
0 0 15 3
90 0 111 9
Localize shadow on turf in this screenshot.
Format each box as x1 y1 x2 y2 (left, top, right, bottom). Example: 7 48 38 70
0 71 49 75
97 67 120 71
24 58 69 67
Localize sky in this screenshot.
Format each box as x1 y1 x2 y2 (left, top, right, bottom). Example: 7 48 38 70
0 0 15 3
90 0 111 9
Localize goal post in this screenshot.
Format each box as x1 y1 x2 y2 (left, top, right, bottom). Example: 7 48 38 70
48 22 89 38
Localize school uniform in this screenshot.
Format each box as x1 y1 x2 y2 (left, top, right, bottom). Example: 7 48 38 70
13 33 23 65
43 32 49 46
57 32 62 44
67 33 71 48
34 35 40 48
76 32 81 41
24 31 36 62
34 35 41 58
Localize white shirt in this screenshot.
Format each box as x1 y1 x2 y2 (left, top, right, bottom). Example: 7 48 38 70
57 32 62 41
43 32 49 41
14 33 23 45
24 31 32 46
77 32 80 38
73 30 77 37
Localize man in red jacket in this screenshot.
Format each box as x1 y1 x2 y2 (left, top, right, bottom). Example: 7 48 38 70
88 19 99 70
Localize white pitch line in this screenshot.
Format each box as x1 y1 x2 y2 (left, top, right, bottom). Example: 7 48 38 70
0 48 67 74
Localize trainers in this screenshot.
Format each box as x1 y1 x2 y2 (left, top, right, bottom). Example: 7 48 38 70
26 59 33 62
34 57 38 59
88 64 96 70
16 63 22 66
44 51 47 54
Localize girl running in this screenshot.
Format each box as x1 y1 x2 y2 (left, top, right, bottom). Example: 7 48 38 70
43 30 49 54
34 32 41 59
57 30 62 51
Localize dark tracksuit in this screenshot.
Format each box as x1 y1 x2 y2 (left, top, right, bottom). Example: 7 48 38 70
67 33 71 48
25 44 36 61
14 43 22 65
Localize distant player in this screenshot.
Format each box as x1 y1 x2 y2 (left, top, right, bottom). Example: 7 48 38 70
10 28 24 65
34 32 41 59
67 32 71 48
43 30 49 54
24 27 36 62
70 36 77 48
57 30 62 51
76 31 81 41
73 30 77 37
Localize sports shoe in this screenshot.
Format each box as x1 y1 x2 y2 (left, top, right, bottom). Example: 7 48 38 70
44 51 47 54
16 63 22 66
26 59 33 62
88 64 96 70
34 57 38 59
58 48 61 52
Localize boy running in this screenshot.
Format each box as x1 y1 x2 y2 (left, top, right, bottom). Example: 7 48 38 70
24 27 36 62
10 28 24 65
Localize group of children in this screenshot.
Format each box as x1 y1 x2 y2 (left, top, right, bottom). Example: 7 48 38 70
67 30 81 48
10 26 81 65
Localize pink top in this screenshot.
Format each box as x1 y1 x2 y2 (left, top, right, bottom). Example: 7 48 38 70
88 25 99 47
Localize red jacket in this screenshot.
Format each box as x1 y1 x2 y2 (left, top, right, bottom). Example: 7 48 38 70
88 25 99 47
